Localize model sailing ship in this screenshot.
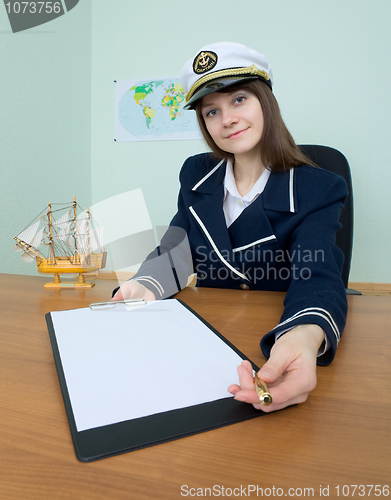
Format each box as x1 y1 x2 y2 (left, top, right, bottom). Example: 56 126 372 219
13 196 107 288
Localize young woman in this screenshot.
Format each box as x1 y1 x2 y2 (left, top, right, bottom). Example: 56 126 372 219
112 42 348 413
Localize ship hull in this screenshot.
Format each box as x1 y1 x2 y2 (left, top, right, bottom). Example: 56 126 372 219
37 252 107 274
37 252 107 288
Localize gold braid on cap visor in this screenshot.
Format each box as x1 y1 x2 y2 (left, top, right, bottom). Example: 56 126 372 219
185 64 270 103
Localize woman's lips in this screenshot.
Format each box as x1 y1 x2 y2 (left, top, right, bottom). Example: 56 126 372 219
226 128 248 139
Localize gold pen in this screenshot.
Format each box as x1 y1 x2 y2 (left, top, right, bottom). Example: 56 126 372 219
254 372 273 405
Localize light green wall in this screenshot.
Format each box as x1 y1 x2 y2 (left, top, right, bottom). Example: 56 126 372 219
90 0 391 283
0 1 92 276
2 0 390 282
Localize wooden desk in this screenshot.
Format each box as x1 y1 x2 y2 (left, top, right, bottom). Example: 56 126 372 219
1 274 390 499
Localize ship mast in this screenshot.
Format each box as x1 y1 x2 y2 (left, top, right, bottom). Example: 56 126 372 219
73 195 80 262
48 202 55 264
86 208 91 257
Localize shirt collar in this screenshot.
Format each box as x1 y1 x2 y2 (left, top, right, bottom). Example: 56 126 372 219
224 159 271 202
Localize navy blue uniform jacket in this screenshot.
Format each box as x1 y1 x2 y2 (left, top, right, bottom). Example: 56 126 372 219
130 153 348 366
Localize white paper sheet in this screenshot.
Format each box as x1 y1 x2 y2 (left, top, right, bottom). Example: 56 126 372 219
50 300 243 432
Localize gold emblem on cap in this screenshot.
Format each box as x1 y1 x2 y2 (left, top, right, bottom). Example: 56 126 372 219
193 50 218 74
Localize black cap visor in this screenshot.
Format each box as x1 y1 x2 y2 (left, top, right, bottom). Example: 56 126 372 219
184 75 270 110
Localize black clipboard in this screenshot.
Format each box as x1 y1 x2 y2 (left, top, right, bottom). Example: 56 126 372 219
46 299 266 462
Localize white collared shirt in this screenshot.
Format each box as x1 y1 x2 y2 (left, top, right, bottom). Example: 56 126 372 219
223 159 270 227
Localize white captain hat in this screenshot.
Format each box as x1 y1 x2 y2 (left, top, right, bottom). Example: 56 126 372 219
181 41 273 110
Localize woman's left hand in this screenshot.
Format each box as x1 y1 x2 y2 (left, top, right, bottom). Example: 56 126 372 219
228 324 325 412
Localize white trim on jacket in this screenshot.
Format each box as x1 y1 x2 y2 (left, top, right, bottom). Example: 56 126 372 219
232 235 277 253
289 168 295 213
189 205 251 282
272 307 341 343
191 160 225 191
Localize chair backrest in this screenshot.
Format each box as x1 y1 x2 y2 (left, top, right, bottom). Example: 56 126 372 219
299 144 354 288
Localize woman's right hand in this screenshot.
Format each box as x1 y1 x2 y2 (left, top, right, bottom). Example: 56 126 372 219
111 280 156 302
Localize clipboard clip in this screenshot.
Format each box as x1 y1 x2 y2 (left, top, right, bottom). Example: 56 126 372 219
89 299 147 310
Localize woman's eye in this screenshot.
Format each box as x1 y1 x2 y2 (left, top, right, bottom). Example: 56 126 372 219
206 109 217 118
234 96 245 104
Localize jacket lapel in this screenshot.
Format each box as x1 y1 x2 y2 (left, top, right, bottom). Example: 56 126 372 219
190 170 234 256
189 162 296 260
228 195 277 252
227 169 296 252
262 169 296 213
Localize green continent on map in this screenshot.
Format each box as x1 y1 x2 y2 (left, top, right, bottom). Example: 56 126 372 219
142 106 156 128
161 83 185 121
130 81 163 103
130 81 164 128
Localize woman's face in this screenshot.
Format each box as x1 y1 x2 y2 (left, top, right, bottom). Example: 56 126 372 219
200 88 264 161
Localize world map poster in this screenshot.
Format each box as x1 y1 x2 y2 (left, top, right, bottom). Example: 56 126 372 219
115 77 202 141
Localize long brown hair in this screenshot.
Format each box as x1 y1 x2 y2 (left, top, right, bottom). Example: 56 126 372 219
195 79 315 172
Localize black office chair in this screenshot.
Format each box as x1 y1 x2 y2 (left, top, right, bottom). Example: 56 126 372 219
299 145 360 295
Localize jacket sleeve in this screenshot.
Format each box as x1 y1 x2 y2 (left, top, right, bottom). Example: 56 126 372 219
112 161 195 300
260 173 348 366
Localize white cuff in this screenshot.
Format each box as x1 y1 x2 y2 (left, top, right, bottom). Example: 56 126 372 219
275 328 330 357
